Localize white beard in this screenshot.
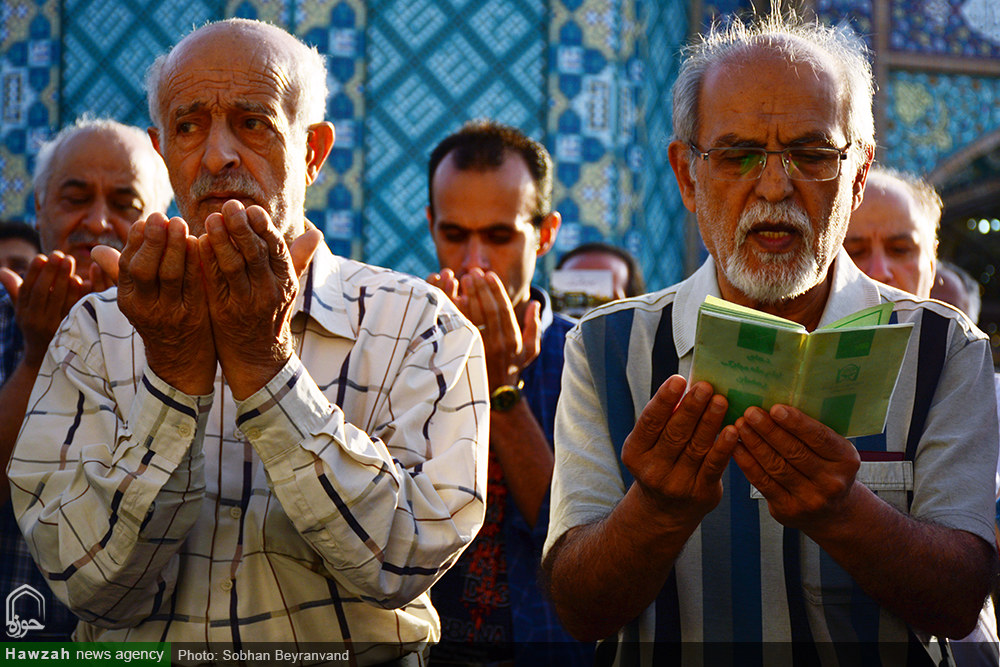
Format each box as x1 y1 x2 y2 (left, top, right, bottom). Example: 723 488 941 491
721 200 824 305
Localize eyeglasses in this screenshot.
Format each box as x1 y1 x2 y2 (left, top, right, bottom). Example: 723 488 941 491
688 143 851 182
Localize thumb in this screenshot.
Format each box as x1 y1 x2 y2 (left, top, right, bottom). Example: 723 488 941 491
522 298 541 337
521 298 542 362
290 227 323 278
0 267 22 301
91 245 121 285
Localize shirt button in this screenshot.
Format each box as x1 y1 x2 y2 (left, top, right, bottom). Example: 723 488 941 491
220 580 233 592
229 507 242 520
177 423 193 438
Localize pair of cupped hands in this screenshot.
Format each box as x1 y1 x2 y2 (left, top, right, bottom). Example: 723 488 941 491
0 201 322 400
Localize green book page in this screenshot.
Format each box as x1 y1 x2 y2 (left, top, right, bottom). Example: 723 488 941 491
795 323 913 436
689 309 806 426
822 302 894 329
701 295 806 330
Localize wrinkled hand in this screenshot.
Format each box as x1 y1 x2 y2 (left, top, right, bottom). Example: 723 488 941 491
621 375 736 529
117 213 216 395
427 267 539 391
733 405 861 530
0 252 86 368
198 201 320 400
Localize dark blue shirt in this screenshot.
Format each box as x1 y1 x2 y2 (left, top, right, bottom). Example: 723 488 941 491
431 289 592 666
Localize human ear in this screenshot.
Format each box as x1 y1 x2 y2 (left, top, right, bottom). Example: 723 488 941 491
668 140 698 213
536 211 562 257
304 122 335 184
148 127 162 157
851 144 875 212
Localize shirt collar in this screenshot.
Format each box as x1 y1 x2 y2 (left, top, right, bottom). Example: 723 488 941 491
530 285 554 336
295 241 358 341
673 248 880 358
673 257 722 359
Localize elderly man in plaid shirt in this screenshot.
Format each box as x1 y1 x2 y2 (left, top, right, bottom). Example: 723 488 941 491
9 19 488 663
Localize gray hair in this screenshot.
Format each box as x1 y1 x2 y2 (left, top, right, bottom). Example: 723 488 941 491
145 19 328 139
33 117 172 211
672 11 876 157
866 164 943 237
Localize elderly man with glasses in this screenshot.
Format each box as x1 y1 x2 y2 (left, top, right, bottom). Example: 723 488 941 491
541 11 997 665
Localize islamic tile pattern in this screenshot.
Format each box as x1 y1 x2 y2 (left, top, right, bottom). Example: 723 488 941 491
814 1 1000 178
1 0 59 218
700 0 746 28
546 0 688 290
882 70 1000 174
815 0 874 44
632 0 688 288
363 0 547 278
61 0 216 130
888 0 1000 58
298 0 366 259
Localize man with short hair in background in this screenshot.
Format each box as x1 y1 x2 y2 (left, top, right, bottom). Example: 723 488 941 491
556 241 646 302
0 118 172 641
9 20 487 659
426 120 590 665
0 221 41 277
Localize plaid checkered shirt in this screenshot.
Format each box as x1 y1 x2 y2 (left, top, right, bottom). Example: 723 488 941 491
9 243 489 663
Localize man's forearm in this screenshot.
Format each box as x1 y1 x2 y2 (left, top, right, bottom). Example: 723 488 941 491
807 482 995 638
241 343 488 608
489 401 553 528
545 483 703 641
11 362 209 626
0 358 42 506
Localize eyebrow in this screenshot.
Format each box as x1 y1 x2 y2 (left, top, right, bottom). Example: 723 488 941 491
58 179 142 200
172 101 204 119
58 179 93 191
172 98 274 114
233 99 274 115
436 221 516 232
845 232 919 243
710 132 839 148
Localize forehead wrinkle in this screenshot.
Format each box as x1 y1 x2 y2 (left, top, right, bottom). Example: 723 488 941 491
164 56 291 105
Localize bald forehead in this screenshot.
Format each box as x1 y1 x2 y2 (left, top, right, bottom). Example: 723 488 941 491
171 21 303 63
50 128 150 186
161 23 300 118
61 127 139 159
714 38 840 85
871 177 936 236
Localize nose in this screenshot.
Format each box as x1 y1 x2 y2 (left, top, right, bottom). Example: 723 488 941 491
864 247 894 285
202 120 241 174
81 200 112 236
462 237 488 272
753 151 795 202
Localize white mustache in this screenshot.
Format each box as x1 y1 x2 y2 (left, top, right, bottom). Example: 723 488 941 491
190 172 265 202
67 231 123 250
735 200 813 247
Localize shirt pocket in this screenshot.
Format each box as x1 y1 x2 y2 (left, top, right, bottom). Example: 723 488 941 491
856 459 913 512
750 460 912 509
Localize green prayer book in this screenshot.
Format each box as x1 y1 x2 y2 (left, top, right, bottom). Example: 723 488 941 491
689 296 913 437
